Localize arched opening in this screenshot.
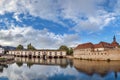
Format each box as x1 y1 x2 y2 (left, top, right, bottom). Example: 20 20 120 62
49 56 52 59
54 52 58 58
33 55 36 58
59 56 63 58
17 55 20 57
25 55 27 58
43 55 47 60
49 52 52 59
21 55 23 57
54 56 58 58
38 53 40 58
14 55 16 57
38 56 40 58
29 54 32 58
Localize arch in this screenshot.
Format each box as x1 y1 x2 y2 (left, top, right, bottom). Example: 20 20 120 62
37 53 40 58
28 52 32 58
59 51 63 58
48 52 52 59
43 55 47 60
25 52 27 57
33 52 36 58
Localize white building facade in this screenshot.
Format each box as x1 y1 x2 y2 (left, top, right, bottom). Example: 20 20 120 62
8 50 66 58
0 47 4 54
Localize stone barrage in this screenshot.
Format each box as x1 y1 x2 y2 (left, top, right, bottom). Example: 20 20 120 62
7 50 66 59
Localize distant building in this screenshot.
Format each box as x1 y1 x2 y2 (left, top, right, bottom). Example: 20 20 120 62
0 46 4 54
74 36 120 60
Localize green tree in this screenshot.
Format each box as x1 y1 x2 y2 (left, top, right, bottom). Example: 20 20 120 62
59 45 69 55
119 45 120 48
27 43 36 50
59 45 74 55
69 48 73 55
16 62 23 67
16 44 24 50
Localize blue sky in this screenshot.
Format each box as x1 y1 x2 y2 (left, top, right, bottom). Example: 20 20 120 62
0 0 120 49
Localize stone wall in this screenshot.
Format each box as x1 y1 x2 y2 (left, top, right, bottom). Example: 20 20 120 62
74 48 120 60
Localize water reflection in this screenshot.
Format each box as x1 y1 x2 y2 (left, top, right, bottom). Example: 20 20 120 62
15 57 69 68
0 64 8 73
73 60 120 76
1 58 120 80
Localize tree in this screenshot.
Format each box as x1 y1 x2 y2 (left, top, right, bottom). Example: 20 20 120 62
27 43 36 50
69 48 73 55
16 44 24 50
59 45 74 55
59 45 69 55
16 62 23 67
119 45 120 48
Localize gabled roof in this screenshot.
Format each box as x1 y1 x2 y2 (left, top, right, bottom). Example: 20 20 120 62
111 41 119 47
94 41 114 48
75 42 94 49
75 41 116 49
75 36 119 49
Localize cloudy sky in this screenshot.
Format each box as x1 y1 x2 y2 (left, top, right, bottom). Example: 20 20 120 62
0 0 120 49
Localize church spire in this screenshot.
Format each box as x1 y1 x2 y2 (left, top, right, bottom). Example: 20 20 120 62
113 35 116 42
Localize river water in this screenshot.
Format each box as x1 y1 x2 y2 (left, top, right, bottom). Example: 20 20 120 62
0 58 120 80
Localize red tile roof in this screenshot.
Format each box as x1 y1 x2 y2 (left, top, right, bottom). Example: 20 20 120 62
75 36 119 50
111 41 119 47
95 42 113 48
75 41 118 49
75 42 94 49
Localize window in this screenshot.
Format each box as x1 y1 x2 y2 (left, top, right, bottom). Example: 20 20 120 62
60 52 62 55
49 52 52 55
55 52 57 55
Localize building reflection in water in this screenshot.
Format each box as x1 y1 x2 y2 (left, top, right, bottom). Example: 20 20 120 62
15 57 69 68
14 57 120 79
0 64 8 73
73 59 120 79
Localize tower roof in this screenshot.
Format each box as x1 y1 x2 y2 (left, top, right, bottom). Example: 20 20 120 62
111 35 119 47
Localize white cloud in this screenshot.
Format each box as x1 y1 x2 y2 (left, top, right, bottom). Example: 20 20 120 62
13 13 21 22
0 26 79 49
72 11 116 32
0 63 81 80
0 0 119 32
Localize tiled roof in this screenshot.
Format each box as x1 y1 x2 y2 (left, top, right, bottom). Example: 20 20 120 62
75 41 118 49
95 42 113 48
75 42 94 49
111 41 119 47
75 36 119 49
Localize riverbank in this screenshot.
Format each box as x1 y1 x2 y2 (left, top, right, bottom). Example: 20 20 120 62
0 55 14 64
66 55 74 59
